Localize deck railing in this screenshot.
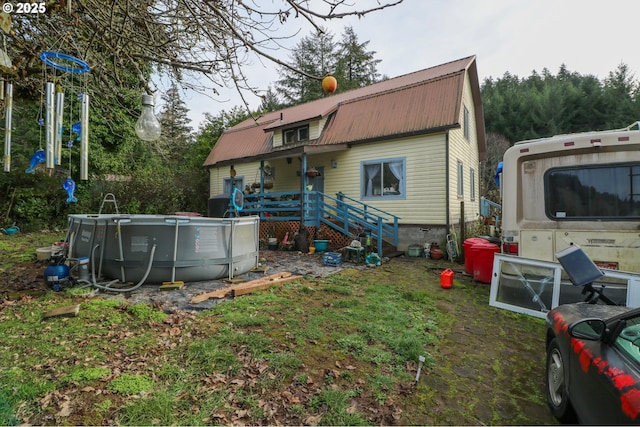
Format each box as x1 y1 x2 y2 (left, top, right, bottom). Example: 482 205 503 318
236 190 399 255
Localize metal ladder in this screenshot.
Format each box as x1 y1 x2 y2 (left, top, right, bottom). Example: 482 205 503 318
99 193 119 214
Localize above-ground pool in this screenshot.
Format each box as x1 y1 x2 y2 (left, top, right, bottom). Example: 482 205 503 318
66 214 260 284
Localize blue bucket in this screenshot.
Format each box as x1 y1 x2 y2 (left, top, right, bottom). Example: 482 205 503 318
313 240 329 252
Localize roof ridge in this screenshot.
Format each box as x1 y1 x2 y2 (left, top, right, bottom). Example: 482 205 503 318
226 116 280 133
377 54 475 82
265 55 476 115
338 70 466 106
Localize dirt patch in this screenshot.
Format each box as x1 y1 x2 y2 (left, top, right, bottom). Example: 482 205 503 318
0 251 557 425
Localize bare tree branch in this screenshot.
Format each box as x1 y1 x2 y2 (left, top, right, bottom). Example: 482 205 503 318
0 0 402 124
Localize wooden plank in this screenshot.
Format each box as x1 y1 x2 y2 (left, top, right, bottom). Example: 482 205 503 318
189 272 298 304
232 275 303 296
43 304 80 319
236 271 293 286
189 288 231 304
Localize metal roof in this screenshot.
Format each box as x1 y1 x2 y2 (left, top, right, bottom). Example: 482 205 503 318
203 55 485 167
319 73 464 145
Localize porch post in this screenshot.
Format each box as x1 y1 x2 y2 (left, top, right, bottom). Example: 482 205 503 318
259 160 265 220
300 154 307 224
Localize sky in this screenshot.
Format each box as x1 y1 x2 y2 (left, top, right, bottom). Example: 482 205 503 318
178 0 640 128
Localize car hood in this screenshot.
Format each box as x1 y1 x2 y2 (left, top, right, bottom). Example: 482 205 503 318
547 303 631 326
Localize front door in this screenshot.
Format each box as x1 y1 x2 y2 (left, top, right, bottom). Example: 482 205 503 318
306 167 324 222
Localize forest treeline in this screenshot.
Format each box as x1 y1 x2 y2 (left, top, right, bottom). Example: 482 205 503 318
479 63 640 198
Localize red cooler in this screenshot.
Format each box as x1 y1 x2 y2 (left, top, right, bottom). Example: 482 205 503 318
472 242 500 284
463 237 486 275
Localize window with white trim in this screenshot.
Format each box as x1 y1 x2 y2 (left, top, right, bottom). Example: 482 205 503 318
463 106 470 140
361 158 406 198
470 168 476 201
457 160 464 197
283 125 309 144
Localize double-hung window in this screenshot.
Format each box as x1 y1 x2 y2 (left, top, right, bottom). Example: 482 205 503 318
470 168 476 201
463 106 470 140
283 125 309 145
457 160 464 197
361 158 405 199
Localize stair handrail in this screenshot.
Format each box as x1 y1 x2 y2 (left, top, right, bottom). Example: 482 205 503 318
312 191 399 255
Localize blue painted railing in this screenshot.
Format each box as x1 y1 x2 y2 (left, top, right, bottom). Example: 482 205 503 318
235 190 400 255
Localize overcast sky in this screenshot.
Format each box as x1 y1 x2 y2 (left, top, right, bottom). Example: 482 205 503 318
178 0 640 128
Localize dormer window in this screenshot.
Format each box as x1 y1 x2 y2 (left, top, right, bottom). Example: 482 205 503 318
283 125 309 144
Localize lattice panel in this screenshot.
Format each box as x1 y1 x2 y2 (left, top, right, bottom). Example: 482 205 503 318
259 221 354 249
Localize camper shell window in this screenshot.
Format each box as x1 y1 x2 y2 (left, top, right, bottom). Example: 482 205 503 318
545 162 640 220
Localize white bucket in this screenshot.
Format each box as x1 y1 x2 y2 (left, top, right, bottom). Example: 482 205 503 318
36 247 52 261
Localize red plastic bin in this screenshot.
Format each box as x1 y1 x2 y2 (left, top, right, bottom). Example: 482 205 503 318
462 237 486 275
472 242 500 284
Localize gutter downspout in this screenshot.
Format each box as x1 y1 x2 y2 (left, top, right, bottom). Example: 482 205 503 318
445 131 450 234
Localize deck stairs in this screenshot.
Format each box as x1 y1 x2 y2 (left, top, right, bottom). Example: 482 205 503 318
240 191 400 256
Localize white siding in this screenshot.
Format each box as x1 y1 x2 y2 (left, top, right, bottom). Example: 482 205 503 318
447 73 480 226
273 131 282 148
308 134 448 224
209 134 449 224
310 117 328 140
209 163 260 196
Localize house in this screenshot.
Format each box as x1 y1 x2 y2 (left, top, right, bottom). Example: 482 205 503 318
203 55 486 253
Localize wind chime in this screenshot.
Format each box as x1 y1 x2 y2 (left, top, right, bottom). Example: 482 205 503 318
1 20 13 174
22 51 90 203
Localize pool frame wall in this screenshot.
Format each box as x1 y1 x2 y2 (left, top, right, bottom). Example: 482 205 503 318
66 214 260 284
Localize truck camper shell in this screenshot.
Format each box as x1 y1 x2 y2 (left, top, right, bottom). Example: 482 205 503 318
500 122 640 272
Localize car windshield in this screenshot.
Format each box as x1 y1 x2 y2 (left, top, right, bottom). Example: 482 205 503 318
615 316 640 363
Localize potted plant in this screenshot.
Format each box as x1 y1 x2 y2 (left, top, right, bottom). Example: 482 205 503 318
267 225 278 250
252 181 274 190
306 167 320 178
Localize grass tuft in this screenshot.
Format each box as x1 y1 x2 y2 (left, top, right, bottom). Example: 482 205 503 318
108 374 155 395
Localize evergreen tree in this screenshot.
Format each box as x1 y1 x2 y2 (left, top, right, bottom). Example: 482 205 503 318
275 26 382 105
157 83 193 161
479 63 640 202
258 86 284 114
334 26 381 91
276 28 337 105
602 63 640 129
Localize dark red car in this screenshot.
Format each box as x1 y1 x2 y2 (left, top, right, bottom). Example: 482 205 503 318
546 304 640 424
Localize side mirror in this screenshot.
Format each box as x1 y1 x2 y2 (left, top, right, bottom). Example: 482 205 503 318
569 318 607 340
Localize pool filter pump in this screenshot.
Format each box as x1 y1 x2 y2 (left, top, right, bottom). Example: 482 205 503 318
44 257 70 291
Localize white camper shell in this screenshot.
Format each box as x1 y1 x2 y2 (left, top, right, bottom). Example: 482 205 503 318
500 122 640 273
